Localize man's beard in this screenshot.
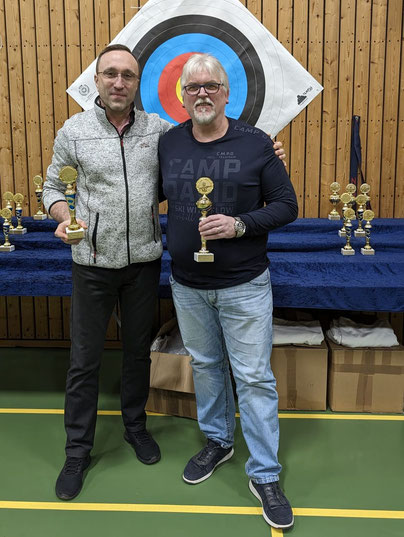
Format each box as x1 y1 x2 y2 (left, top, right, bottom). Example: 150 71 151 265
193 98 216 125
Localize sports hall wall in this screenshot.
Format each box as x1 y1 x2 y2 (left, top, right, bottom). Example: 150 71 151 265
0 0 403 344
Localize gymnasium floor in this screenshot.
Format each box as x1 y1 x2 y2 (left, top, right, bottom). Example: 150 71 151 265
1 348 403 537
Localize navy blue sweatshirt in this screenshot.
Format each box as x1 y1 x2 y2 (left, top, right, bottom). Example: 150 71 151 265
159 118 298 289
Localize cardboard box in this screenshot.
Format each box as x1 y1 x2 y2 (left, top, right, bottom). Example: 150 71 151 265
271 343 328 410
328 340 404 413
146 319 197 419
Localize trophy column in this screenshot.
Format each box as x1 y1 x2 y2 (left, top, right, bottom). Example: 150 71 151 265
328 182 341 220
194 177 215 263
9 193 27 234
3 192 15 230
341 208 355 255
33 175 47 220
59 166 85 241
361 210 375 255
0 208 15 252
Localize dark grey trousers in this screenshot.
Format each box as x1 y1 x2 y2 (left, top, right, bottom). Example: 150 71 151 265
64 259 161 457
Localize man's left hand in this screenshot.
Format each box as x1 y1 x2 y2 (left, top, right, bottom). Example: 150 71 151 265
273 140 287 167
199 214 237 240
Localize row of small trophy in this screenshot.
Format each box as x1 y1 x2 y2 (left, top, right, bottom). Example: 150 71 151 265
0 175 48 252
328 182 375 255
1 192 27 252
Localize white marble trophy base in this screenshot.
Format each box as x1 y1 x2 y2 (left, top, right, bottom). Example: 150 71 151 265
354 229 366 237
0 244 15 252
328 214 340 221
361 247 375 255
341 247 355 256
33 214 47 220
9 228 27 234
338 229 346 237
66 227 85 241
194 251 214 262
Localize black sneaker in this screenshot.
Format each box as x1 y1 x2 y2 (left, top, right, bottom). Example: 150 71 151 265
249 479 294 529
124 429 161 465
55 455 91 501
182 439 234 484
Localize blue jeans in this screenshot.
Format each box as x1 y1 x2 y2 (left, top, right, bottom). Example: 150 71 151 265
170 269 281 483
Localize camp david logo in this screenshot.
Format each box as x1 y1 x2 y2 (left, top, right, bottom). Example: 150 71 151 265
79 84 90 96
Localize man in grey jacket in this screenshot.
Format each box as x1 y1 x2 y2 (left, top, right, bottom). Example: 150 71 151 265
43 44 172 501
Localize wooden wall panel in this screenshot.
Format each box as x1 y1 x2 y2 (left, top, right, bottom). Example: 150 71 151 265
0 0 403 345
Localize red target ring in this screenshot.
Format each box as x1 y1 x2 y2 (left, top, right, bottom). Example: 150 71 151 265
158 52 195 123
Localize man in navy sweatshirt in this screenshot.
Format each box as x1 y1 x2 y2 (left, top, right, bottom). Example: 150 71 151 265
159 53 298 530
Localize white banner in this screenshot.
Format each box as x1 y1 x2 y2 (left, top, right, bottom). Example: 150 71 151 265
67 0 323 136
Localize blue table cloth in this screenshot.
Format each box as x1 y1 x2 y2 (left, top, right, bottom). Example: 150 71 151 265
1 216 403 312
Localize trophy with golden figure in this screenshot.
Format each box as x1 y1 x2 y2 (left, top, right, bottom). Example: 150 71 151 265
361 209 375 255
9 193 27 234
354 193 367 237
328 182 341 220
341 208 356 255
0 208 15 252
59 166 85 241
2 192 14 230
33 175 47 220
194 177 214 262
338 192 353 237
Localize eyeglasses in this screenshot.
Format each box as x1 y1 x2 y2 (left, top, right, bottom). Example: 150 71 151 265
183 82 223 96
97 69 139 83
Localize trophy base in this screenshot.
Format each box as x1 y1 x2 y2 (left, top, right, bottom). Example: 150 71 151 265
354 229 366 237
66 227 85 241
328 214 340 221
9 228 27 234
338 229 346 237
194 251 214 262
341 247 355 256
361 247 375 255
0 244 15 252
33 214 47 220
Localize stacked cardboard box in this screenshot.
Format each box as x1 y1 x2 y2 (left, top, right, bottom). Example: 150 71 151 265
271 343 328 410
146 319 197 419
327 340 404 413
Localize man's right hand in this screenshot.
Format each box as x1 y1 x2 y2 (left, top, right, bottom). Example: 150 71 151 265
55 218 88 245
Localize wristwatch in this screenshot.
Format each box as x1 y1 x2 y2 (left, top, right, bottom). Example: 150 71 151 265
234 217 246 238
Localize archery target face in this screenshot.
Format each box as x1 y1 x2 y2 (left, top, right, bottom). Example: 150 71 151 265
67 0 323 136
133 16 264 126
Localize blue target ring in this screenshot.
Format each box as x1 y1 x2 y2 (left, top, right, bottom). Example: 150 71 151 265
140 34 248 124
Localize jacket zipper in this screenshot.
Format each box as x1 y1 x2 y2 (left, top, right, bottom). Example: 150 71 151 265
120 134 131 265
151 205 157 243
92 212 99 264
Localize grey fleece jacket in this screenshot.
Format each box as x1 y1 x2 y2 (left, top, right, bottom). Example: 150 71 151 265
43 101 172 269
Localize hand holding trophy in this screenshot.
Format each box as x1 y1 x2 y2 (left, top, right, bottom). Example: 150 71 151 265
194 177 214 262
59 166 85 241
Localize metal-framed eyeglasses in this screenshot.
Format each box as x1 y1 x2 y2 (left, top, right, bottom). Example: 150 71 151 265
97 69 139 83
183 82 223 96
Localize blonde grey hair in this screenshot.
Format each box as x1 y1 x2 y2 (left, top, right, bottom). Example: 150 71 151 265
180 53 229 95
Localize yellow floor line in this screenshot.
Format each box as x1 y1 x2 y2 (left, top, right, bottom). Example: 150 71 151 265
271 528 283 536
0 502 404 520
0 408 403 420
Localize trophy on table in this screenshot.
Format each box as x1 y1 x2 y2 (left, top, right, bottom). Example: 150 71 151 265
2 192 14 230
328 182 341 220
361 209 375 255
354 194 367 237
33 175 47 220
9 193 27 234
341 208 356 255
360 182 370 203
338 192 353 236
59 166 85 241
194 177 214 262
0 208 15 252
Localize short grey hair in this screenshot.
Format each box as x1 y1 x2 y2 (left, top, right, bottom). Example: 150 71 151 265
180 53 229 95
